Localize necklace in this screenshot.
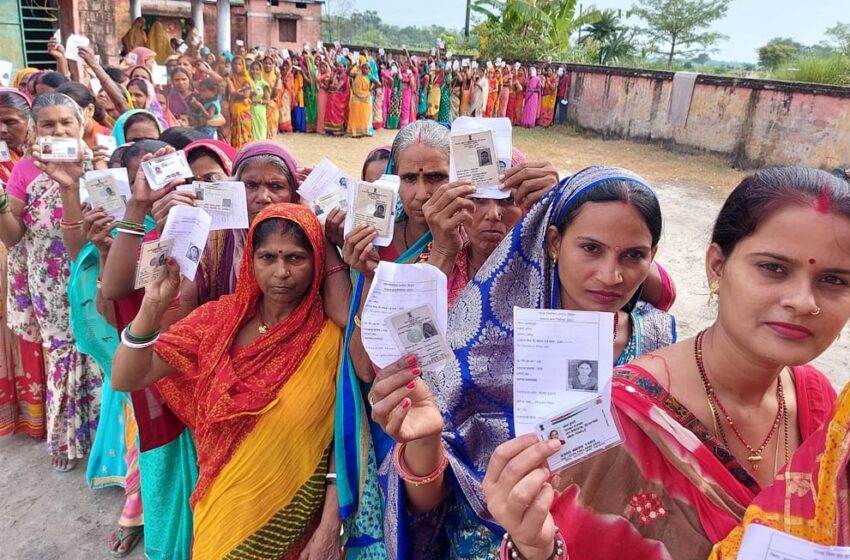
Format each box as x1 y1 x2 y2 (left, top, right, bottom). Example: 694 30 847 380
613 312 619 340
694 330 787 472
257 304 269 335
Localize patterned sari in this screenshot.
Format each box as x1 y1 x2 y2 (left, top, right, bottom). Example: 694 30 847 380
279 71 294 133
537 76 556 127
304 55 319 133
381 166 680 558
348 69 373 138
155 204 340 558
711 381 850 557
325 67 349 137
228 60 255 149
386 75 401 130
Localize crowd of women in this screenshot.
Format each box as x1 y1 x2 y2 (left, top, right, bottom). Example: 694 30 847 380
0 27 849 560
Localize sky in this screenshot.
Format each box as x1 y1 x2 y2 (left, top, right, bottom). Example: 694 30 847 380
344 0 844 63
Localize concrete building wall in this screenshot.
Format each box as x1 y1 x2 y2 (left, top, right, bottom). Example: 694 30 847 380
562 64 850 169
244 0 322 52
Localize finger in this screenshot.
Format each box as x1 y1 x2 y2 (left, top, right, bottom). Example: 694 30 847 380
516 177 557 209
344 224 376 247
500 166 551 191
520 482 555 534
351 230 379 256
484 434 548 486
507 465 549 512
371 365 420 404
438 196 476 218
382 397 413 439
499 439 562 489
370 380 415 423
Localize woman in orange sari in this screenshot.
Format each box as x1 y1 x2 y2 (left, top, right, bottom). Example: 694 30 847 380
279 59 294 134
346 62 373 138
485 68 499 117
262 56 281 139
112 202 343 559
227 56 255 149
537 68 557 127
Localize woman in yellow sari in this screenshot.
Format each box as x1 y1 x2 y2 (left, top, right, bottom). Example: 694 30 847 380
121 17 148 55
346 62 373 138
262 56 281 138
112 198 343 559
227 56 255 149
147 21 173 65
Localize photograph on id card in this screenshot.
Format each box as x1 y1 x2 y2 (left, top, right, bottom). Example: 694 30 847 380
352 181 393 237
38 137 80 162
134 239 175 290
0 141 9 162
385 304 452 374
142 151 192 190
85 172 126 215
450 130 500 188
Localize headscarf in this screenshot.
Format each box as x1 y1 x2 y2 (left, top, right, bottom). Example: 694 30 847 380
128 65 153 83
111 109 162 145
232 140 301 190
155 203 327 506
0 88 32 182
129 46 156 69
12 68 38 89
261 56 277 87
147 21 173 65
127 78 169 128
121 17 147 54
184 139 236 176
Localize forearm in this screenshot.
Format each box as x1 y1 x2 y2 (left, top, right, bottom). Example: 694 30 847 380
0 211 26 248
94 64 131 114
60 191 86 260
402 435 450 515
111 297 169 391
349 279 375 382
426 244 459 278
101 201 147 299
321 243 352 328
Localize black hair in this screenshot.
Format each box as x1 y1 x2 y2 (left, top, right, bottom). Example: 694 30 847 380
712 167 850 256
186 146 220 167
159 127 206 149
104 66 128 84
121 139 169 168
123 112 160 138
558 180 663 247
0 91 31 120
127 77 149 94
54 81 107 125
251 218 312 253
199 77 219 91
170 66 192 82
361 148 390 180
108 145 130 168
34 71 68 90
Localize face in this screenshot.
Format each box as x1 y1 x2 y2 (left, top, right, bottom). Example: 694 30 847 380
250 64 261 79
128 83 148 109
205 53 216 65
166 61 178 74
131 68 152 81
178 57 193 72
0 106 29 151
467 198 523 258
707 205 850 367
35 104 81 138
577 362 592 377
98 90 119 117
546 201 656 313
172 72 191 95
361 64 370 75
363 158 388 183
252 230 315 309
190 154 228 182
263 58 274 72
144 54 156 70
178 113 191 127
396 144 449 228
232 59 244 74
241 160 296 222
124 119 159 143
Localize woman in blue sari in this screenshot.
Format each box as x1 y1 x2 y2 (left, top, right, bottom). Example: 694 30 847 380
367 166 678 558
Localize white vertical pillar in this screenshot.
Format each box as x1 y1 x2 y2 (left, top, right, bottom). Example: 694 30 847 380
130 0 141 19
216 0 231 54
192 0 204 42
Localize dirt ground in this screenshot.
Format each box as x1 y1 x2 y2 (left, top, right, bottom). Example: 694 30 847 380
1 126 847 559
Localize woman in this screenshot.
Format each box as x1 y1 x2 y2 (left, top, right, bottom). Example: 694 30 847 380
460 69 472 117
470 70 489 118
0 89 47 441
521 68 542 128
127 77 171 128
113 109 162 144
508 70 524 127
248 60 271 142
483 166 847 560
368 166 679 557
316 57 331 135
262 56 281 138
498 69 511 118
325 61 349 137
372 63 385 131
227 56 255 149
385 64 401 131
537 68 557 128
166 67 194 126
437 68 452 125
121 17 147 55
111 203 343 559
347 63 374 138
1 93 101 471
450 70 462 122
426 68 441 120
418 66 430 120
55 82 111 150
292 66 307 133
485 68 499 117
361 145 391 183
278 59 295 134
147 22 172 65
127 46 157 71
400 62 415 128
303 52 319 133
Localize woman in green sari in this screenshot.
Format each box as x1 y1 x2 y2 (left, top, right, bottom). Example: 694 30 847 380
303 51 319 133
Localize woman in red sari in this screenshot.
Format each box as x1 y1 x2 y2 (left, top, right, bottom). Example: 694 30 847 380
483 167 850 560
324 61 349 137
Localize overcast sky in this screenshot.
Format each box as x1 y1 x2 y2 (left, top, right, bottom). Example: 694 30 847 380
345 0 842 63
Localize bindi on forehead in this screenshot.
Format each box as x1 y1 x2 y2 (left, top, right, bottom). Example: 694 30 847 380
809 258 817 265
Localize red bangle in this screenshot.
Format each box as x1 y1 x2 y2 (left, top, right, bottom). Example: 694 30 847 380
324 263 349 279
393 442 448 487
60 219 84 230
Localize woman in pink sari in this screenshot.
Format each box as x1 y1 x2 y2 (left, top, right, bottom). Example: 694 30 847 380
483 167 850 560
400 62 415 128
315 57 331 135
520 67 542 128
381 63 393 128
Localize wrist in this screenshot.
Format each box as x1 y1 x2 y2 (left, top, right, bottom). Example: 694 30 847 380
402 435 444 476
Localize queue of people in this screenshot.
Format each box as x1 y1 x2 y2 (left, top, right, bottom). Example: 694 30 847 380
0 26 849 560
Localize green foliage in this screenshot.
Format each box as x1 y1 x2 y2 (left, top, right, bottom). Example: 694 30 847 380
772 54 850 86
757 38 799 70
824 22 850 56
631 0 731 66
321 9 470 52
582 10 635 65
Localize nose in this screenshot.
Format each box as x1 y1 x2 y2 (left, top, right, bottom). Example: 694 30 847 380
258 185 273 203
273 261 291 279
595 255 624 286
478 200 502 221
780 277 820 316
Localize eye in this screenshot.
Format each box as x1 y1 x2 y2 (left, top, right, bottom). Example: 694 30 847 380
269 183 287 191
288 254 305 262
245 182 258 190
581 243 601 254
400 174 417 184
820 274 849 287
623 249 646 261
759 262 786 275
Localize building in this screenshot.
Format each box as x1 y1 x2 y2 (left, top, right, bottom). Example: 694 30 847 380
0 0 323 72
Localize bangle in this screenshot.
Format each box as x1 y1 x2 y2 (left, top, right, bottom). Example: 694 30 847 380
60 219 84 230
125 321 161 343
121 326 160 349
353 315 361 329
324 263 349 279
116 228 145 237
96 279 103 289
500 530 566 560
115 220 145 233
393 442 448 487
325 472 337 485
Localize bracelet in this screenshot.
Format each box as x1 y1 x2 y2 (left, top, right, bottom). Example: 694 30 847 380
125 321 161 343
324 263 349 279
500 530 566 560
353 315 361 329
393 442 448 487
120 326 160 349
0 193 10 213
325 472 337 485
114 220 145 233
116 228 145 237
60 219 84 230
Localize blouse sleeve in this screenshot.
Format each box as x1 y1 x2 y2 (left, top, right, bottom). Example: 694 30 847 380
5 158 40 201
653 262 677 312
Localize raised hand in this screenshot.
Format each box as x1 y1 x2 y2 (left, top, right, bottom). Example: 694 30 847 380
144 257 181 307
342 224 380 280
82 206 115 254
500 161 559 212
422 180 475 260
31 140 84 191
323 207 346 248
368 356 444 443
129 147 184 209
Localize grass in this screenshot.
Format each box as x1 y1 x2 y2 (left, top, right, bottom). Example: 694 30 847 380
772 54 850 85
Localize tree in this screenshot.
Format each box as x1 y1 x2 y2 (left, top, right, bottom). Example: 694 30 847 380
757 38 800 70
824 22 850 56
631 0 731 67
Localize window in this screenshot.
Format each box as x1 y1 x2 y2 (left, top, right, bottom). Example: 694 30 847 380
278 19 297 43
295 2 307 8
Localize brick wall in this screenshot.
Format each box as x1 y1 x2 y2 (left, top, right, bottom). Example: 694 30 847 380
60 0 130 65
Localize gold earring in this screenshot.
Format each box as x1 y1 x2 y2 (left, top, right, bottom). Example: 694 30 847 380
550 253 558 265
708 280 719 304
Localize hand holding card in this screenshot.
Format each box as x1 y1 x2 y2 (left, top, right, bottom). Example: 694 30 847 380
142 150 193 190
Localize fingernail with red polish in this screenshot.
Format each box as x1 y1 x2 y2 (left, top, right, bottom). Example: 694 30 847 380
400 398 411 409
406 380 416 390
411 367 421 377
406 355 417 367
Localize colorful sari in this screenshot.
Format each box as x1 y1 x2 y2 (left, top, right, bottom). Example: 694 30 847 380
381 166 680 558
129 79 170 129
348 69 373 138
121 18 147 55
279 71 294 133
509 80 524 126
156 204 340 558
400 70 415 128
438 77 452 125
316 68 330 135
304 55 319 133
249 78 269 141
292 72 307 133
711 381 850 557
325 67 349 137
460 79 471 117
228 60 255 149
373 84 385 130
521 75 541 128
537 77 556 127
418 72 430 118
386 74 401 130
498 76 510 117
484 73 498 117
262 67 281 138
427 75 441 119
147 22 172 65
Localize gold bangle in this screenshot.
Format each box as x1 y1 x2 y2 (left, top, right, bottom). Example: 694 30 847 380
353 315 361 329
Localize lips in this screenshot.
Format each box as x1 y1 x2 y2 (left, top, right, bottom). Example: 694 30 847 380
765 322 814 341
478 229 505 241
586 290 622 304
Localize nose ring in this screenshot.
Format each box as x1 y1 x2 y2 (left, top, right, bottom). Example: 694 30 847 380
812 306 821 316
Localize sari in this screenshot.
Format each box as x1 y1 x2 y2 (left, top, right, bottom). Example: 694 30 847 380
438 77 452 125
0 88 46 441
121 18 147 55
147 22 172 65
261 67 280 138
508 81 524 126
316 68 330 135
460 80 471 117
386 74 401 130
418 73 429 118
497 76 510 117
129 79 170 129
470 77 488 117
484 73 498 117
292 72 306 133
400 70 415 127
537 76 556 127
279 71 294 133
381 166 679 558
228 60 255 149
112 109 162 145
521 75 541 128
12 68 38 90
304 55 319 133
249 78 269 141
347 69 373 138
426 75 441 119
325 68 349 137
373 84 385 130
156 204 340 558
